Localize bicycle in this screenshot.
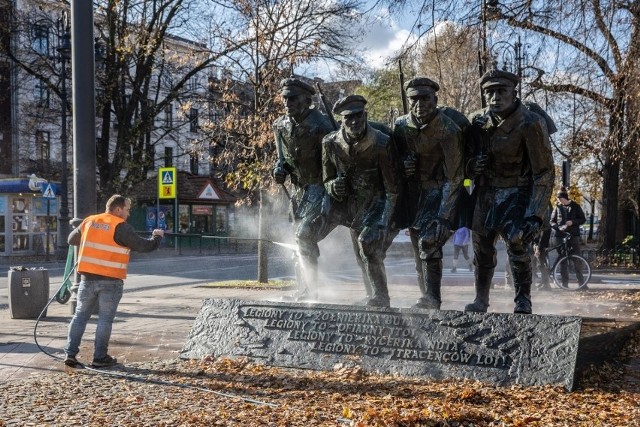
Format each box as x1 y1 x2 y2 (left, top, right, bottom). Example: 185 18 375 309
543 230 591 290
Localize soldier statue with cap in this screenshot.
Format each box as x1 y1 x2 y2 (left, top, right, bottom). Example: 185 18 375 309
393 76 466 310
322 95 400 307
273 77 335 300
464 69 554 315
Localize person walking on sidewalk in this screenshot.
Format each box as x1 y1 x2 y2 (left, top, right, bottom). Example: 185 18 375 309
451 226 473 273
64 195 164 368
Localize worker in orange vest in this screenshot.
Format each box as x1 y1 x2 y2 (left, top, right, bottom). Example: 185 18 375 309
64 194 164 368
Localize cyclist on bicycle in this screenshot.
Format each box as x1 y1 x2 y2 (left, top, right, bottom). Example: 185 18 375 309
550 188 587 288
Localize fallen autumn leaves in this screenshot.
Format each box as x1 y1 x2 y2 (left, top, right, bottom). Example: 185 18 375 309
2 289 639 426
1 329 639 427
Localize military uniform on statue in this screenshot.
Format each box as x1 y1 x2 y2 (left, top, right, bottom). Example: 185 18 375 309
322 95 400 307
464 69 555 315
273 78 335 300
393 77 466 310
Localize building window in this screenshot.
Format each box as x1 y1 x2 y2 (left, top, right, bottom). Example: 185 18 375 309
146 99 156 123
164 146 173 167
35 131 50 161
208 107 221 123
32 24 50 55
34 80 50 107
189 108 199 132
165 104 173 127
190 153 199 175
189 76 199 91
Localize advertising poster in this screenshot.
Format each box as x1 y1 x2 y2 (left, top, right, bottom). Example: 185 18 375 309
146 206 169 231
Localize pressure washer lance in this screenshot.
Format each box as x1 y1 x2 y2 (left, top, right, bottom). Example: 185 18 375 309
199 235 299 252
31 259 278 408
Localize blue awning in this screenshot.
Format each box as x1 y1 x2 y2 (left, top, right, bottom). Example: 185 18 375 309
0 177 59 194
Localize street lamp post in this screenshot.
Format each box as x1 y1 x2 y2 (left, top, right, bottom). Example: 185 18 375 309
55 12 72 259
67 0 99 313
489 36 525 95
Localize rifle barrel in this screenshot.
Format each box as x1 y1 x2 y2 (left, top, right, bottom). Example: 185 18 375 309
399 60 408 115
315 82 339 130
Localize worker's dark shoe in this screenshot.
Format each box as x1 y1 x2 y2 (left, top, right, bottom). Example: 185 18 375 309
413 297 441 310
464 301 488 313
91 355 118 367
64 354 79 367
365 296 390 308
514 300 532 315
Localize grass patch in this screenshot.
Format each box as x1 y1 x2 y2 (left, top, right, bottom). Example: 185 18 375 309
198 279 295 290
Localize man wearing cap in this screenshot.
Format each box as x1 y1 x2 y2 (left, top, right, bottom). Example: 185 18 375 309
273 77 335 300
464 69 554 314
322 94 400 307
550 188 586 287
393 76 466 310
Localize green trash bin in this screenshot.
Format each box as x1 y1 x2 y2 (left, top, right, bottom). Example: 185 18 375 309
7 267 50 319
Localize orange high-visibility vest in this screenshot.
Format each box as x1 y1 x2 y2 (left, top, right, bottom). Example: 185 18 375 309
77 213 131 279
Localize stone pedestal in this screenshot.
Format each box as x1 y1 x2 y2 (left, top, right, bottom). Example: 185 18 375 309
182 299 583 390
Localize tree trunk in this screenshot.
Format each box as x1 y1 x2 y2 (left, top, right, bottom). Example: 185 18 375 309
257 189 268 283
600 159 620 250
600 86 626 250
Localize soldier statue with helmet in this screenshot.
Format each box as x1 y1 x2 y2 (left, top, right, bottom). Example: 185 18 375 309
272 77 335 300
322 94 400 307
464 69 554 315
393 76 466 310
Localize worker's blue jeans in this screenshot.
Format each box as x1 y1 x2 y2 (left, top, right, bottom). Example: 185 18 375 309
64 278 124 361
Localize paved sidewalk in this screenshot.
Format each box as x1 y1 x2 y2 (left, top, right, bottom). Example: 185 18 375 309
2 270 639 384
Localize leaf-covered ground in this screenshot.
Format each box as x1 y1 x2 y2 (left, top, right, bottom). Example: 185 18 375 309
2 287 638 426
1 329 639 427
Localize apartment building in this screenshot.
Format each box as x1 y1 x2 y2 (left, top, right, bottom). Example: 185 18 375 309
0 0 239 256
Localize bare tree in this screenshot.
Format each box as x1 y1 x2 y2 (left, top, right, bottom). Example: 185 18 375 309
93 0 258 203
203 0 362 198
487 0 640 249
412 22 482 114
5 0 353 205
198 0 362 282
379 0 639 249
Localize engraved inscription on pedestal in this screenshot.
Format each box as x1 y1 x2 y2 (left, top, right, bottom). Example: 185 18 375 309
181 299 582 389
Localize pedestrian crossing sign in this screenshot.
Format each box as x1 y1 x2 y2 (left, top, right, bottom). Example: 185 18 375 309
158 167 177 199
42 183 56 199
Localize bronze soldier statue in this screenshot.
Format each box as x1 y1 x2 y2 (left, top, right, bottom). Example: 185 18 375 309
393 77 466 310
322 95 400 307
464 69 554 314
273 78 335 299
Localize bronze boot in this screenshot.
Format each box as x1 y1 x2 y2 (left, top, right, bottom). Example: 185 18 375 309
464 268 493 312
512 262 533 314
414 259 442 309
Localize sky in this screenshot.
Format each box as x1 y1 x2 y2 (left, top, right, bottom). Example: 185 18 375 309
299 4 417 81
359 7 415 69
